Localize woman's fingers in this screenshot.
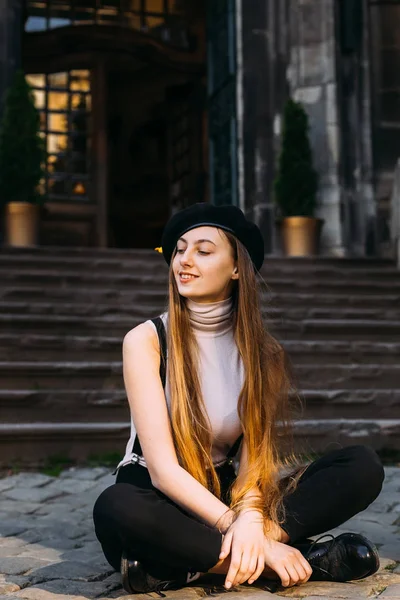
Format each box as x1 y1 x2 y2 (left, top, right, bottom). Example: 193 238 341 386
235 554 257 585
248 554 265 584
274 565 291 588
296 557 313 582
290 561 308 585
219 530 233 560
225 546 243 589
282 561 308 587
300 557 313 581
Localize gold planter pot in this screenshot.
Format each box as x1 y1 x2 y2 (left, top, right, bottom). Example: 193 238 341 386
4 202 39 247
280 216 324 257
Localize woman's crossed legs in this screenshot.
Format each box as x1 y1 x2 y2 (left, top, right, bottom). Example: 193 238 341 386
93 444 384 586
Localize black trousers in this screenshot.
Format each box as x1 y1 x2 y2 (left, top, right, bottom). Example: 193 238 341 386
93 445 384 578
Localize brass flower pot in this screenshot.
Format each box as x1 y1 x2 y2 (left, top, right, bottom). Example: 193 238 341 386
4 201 39 247
280 216 323 257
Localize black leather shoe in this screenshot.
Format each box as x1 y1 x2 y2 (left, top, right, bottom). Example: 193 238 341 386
120 552 200 596
294 533 380 582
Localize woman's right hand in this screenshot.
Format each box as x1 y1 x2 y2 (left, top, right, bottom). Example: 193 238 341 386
263 538 313 587
219 510 266 588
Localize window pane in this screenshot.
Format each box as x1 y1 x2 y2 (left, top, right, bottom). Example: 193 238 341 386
146 15 164 29
71 93 91 111
38 178 46 195
122 0 141 9
48 177 71 196
49 16 72 28
51 161 69 177
47 133 68 153
39 111 47 129
122 12 141 29
25 16 47 31
48 72 68 89
70 71 90 92
98 10 121 24
31 89 46 110
99 0 120 6
70 150 89 173
48 91 69 110
26 0 47 13
72 114 89 139
48 0 72 25
48 112 68 132
71 134 88 154
48 154 64 173
146 0 164 12
26 74 46 88
73 8 95 24
168 0 180 13
72 181 88 196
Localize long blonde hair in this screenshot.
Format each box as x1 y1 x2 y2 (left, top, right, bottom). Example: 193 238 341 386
163 230 304 527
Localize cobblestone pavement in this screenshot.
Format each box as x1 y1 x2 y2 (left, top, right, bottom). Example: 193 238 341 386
0 466 399 600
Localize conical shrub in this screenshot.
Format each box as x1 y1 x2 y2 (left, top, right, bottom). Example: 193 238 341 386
274 98 318 217
0 69 45 205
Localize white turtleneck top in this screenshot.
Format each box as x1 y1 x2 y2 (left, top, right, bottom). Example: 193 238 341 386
115 297 245 473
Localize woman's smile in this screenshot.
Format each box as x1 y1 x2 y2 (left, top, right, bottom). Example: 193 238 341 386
179 273 199 284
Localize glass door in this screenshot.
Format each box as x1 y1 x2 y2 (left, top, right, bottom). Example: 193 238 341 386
26 69 92 204
207 0 238 206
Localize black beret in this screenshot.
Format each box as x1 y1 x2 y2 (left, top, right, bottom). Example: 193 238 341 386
160 203 265 272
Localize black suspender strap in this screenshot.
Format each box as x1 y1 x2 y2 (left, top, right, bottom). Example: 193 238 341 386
132 317 167 456
226 433 244 459
153 316 167 388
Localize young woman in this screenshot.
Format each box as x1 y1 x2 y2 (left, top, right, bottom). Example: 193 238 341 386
93 203 384 595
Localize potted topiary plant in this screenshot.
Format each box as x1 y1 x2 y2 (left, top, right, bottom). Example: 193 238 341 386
0 69 46 247
274 98 323 256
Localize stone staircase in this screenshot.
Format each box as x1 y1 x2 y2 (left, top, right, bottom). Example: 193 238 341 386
1 246 400 467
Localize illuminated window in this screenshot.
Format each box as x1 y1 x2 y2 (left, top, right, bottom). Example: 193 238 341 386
25 0 188 47
26 70 92 202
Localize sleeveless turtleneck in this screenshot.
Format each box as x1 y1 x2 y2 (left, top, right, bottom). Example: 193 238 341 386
116 296 245 472
185 296 234 335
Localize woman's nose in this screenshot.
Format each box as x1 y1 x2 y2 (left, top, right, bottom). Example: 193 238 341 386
180 250 193 264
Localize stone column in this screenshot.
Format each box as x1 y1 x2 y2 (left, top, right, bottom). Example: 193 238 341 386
0 0 23 116
287 0 345 256
238 0 288 254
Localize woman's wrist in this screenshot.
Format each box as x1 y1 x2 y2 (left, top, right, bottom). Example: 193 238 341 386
215 508 236 534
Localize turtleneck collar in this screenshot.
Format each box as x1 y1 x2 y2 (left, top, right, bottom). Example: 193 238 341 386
185 296 234 335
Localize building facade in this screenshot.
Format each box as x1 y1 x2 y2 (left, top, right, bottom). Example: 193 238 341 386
0 0 399 256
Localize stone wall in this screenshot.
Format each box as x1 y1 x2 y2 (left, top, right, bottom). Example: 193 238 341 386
286 0 345 255
0 0 22 116
239 0 276 254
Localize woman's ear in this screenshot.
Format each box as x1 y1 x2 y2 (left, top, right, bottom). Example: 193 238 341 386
232 267 239 279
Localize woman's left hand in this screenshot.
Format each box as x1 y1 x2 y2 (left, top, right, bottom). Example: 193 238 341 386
219 509 265 588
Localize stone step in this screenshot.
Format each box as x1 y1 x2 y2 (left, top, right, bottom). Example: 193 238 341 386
2 300 400 322
2 267 400 294
1 313 400 340
284 340 400 364
275 319 400 341
1 388 398 422
0 418 398 467
1 333 399 363
2 286 400 314
292 363 400 389
1 245 396 267
2 252 399 280
298 389 400 418
293 419 400 452
3 285 400 310
0 360 399 389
